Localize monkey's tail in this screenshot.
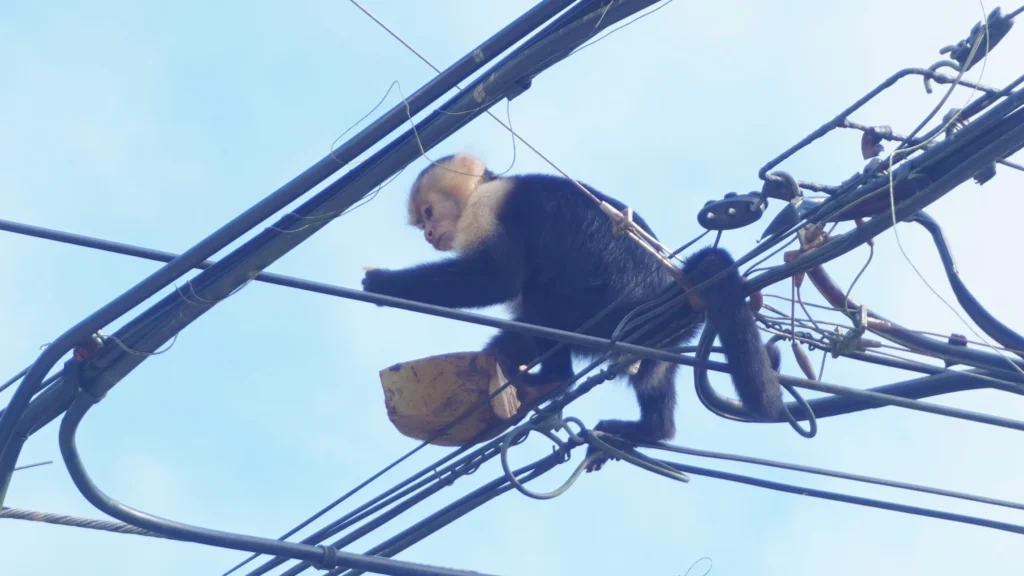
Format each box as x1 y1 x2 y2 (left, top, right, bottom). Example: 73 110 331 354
682 246 784 422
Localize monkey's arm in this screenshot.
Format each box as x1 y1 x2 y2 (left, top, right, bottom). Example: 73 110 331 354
362 245 524 309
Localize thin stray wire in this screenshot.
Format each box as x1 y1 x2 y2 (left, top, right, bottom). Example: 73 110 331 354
0 367 29 395
268 82 408 233
571 0 676 56
13 460 52 472
764 294 1024 353
346 0 656 118
392 81 521 179
37 277 235 362
269 80 519 236
104 332 178 358
842 242 875 316
795 284 824 334
345 0 588 187
175 275 257 307
882 1 1024 381
761 307 1024 376
684 557 713 576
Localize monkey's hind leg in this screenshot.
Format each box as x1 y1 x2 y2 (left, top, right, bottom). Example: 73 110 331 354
585 359 678 473
484 330 570 407
484 330 536 377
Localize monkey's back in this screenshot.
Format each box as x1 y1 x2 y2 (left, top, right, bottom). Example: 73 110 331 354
497 174 677 339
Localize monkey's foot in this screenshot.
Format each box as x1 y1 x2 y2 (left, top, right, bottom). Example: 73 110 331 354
513 379 561 409
502 363 564 409
490 362 561 421
584 419 668 473
583 420 629 473
584 444 619 473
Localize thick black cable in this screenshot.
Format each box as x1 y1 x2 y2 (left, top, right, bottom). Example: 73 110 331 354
58 384 495 576
909 211 1024 357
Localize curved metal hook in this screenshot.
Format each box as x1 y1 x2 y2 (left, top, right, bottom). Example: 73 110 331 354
499 417 584 501
761 170 803 202
922 60 962 94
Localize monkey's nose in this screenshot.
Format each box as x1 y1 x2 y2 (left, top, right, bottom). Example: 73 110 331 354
425 229 434 239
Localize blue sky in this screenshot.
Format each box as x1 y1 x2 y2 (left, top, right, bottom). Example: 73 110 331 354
2 0 1023 574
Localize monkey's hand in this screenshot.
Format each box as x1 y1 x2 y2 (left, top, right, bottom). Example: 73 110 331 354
361 268 396 306
361 267 389 291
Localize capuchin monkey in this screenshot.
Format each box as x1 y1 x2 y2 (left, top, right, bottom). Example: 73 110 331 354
362 154 783 471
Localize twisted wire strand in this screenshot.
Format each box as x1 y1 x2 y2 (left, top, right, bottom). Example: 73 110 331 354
1 506 173 540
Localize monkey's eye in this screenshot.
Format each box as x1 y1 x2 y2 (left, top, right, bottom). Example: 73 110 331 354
423 206 433 220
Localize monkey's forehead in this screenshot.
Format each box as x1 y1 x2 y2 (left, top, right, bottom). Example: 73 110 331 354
416 166 479 196
412 155 458 185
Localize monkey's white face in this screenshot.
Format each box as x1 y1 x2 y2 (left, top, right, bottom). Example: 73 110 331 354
417 191 462 251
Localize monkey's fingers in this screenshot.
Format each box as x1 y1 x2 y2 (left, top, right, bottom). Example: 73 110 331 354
585 455 608 473
583 446 618 473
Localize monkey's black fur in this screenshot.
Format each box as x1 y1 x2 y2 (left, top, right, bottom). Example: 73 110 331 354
363 169 783 463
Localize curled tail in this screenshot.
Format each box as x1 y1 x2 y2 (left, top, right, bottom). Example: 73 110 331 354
681 246 783 422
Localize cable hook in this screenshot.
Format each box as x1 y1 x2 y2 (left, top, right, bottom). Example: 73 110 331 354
922 59 962 94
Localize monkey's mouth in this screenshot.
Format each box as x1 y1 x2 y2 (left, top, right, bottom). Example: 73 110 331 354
431 232 450 250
